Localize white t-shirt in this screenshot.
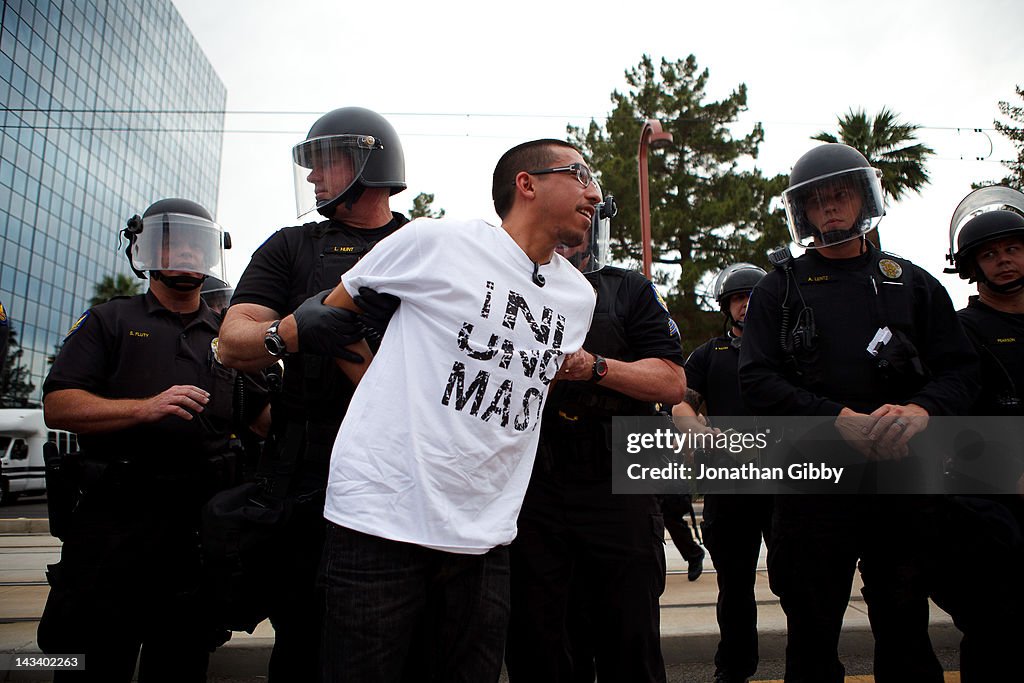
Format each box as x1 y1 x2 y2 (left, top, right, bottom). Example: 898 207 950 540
324 217 596 554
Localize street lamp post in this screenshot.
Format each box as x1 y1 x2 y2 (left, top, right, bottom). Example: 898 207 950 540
638 119 673 279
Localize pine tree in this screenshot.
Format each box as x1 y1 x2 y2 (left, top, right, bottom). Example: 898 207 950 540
569 54 788 350
408 192 446 219
994 85 1024 191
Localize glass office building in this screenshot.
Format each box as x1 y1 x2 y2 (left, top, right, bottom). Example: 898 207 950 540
0 0 225 403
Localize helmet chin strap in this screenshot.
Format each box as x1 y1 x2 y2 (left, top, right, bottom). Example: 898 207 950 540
318 182 367 218
814 226 863 247
151 271 207 291
980 274 1024 295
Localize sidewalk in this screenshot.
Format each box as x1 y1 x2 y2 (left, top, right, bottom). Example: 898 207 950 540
0 514 961 681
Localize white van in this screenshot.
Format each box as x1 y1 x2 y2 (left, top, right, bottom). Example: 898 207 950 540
0 408 77 505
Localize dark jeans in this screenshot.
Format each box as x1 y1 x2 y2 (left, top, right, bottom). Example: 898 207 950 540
506 475 667 683
319 522 510 683
701 494 773 681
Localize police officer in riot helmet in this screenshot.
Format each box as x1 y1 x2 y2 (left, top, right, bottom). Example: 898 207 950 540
38 198 268 682
714 263 765 335
948 186 1024 417
934 187 1024 678
215 107 408 681
739 143 979 682
673 262 770 683
507 188 687 683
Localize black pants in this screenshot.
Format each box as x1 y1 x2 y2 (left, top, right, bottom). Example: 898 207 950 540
506 474 667 683
266 491 326 683
38 474 213 682
864 495 1024 683
701 493 773 681
770 494 1024 683
769 495 937 683
659 494 704 561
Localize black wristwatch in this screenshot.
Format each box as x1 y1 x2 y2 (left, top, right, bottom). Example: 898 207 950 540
264 319 289 357
590 354 608 383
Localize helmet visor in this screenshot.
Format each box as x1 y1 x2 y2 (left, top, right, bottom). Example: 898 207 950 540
783 167 885 248
130 213 227 280
556 192 613 274
948 186 1024 262
292 134 383 218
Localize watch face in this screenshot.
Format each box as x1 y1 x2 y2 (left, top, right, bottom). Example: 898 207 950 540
593 356 608 380
264 334 284 356
265 322 286 357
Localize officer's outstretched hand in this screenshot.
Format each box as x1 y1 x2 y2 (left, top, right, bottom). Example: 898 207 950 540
293 289 365 363
353 287 400 343
141 385 210 422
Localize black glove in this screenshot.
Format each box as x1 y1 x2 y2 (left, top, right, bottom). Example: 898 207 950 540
292 289 365 363
353 287 401 343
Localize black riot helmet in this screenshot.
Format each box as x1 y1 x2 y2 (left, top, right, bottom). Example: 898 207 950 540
947 186 1024 292
712 263 765 330
782 144 885 249
292 107 407 219
122 198 228 291
201 276 234 314
713 263 766 310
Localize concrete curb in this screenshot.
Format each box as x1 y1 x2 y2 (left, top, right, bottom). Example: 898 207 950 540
0 519 49 535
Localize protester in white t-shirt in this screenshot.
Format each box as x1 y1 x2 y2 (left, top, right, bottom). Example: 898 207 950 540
318 138 601 681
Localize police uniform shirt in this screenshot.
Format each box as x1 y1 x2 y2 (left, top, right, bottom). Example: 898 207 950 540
545 266 684 417
43 291 241 462
738 245 978 417
583 266 685 366
958 296 1024 415
230 214 406 422
684 334 748 417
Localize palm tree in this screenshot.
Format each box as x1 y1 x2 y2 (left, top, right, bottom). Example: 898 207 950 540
89 273 142 307
813 107 934 247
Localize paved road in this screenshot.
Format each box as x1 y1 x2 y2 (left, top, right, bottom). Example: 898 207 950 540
0 499 46 519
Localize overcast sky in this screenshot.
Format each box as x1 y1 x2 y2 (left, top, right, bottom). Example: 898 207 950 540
171 0 1022 310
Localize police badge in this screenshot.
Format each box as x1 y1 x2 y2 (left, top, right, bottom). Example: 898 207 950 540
878 259 903 279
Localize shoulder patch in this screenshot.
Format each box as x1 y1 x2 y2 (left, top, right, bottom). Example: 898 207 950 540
63 310 90 342
878 259 903 279
0 301 7 325
650 283 680 339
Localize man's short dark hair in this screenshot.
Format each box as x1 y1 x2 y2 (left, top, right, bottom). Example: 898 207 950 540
492 139 579 219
